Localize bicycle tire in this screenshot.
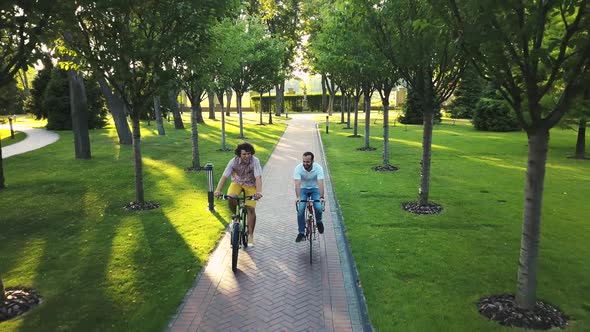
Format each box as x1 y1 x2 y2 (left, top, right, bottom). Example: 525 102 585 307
305 208 314 264
240 208 248 248
231 222 240 272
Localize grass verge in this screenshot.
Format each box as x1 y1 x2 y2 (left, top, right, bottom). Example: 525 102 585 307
0 113 286 331
321 113 589 331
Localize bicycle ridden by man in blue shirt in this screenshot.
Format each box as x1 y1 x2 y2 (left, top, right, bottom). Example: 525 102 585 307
293 151 325 242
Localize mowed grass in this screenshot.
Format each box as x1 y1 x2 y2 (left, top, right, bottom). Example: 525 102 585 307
1 129 26 146
0 112 286 332
321 113 590 331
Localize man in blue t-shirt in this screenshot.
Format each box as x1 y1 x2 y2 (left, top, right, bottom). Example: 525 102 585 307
293 151 325 242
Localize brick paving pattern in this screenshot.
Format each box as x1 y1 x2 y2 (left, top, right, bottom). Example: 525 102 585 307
168 114 366 332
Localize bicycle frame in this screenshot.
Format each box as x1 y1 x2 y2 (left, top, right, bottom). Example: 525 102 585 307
297 196 325 264
220 193 255 272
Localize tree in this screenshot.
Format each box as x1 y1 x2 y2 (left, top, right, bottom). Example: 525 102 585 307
253 0 302 116
364 0 464 210
443 0 590 311
74 0 234 205
0 1 60 189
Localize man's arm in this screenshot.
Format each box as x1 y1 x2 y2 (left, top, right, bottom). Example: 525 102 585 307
318 179 325 201
294 179 301 200
254 175 262 199
214 176 228 197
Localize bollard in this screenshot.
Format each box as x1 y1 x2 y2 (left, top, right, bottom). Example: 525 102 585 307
8 117 14 139
204 163 215 211
325 116 329 134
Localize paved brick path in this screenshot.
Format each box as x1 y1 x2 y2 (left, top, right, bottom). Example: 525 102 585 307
167 114 369 332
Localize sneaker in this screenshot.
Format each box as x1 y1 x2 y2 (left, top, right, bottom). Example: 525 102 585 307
295 233 305 242
248 234 254 246
317 222 324 234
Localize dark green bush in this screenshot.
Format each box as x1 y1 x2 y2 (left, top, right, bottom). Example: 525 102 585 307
472 98 521 132
448 64 484 119
24 64 53 119
0 78 24 116
41 68 108 130
399 88 441 124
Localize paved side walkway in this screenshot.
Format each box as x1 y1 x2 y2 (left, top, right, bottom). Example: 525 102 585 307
0 124 60 158
167 114 370 331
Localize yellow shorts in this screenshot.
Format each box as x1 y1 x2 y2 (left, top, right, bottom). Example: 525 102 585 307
227 183 257 207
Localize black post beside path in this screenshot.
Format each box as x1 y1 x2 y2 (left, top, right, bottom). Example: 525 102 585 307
8 118 14 139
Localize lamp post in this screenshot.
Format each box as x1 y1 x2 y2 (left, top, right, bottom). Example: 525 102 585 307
204 163 215 211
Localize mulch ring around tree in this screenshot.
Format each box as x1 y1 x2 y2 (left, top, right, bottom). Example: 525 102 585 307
1 288 43 323
402 201 443 215
357 147 376 151
478 294 568 330
373 165 399 172
124 201 160 211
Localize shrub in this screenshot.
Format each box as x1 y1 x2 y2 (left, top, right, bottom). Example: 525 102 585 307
42 68 108 130
447 64 484 119
399 88 441 124
0 78 24 116
472 98 521 132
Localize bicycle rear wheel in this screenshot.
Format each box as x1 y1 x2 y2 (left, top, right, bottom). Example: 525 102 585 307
231 222 240 272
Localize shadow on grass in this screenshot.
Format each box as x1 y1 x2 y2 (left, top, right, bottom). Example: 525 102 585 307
8 186 205 332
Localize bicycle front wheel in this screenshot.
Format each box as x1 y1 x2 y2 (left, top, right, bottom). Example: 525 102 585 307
240 208 248 248
231 223 240 272
308 217 313 264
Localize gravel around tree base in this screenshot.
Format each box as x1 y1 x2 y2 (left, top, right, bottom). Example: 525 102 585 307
124 201 160 211
478 294 568 330
373 165 399 172
0 288 42 322
357 147 377 151
402 201 443 214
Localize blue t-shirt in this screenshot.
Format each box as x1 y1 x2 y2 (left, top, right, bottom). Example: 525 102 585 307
293 163 324 189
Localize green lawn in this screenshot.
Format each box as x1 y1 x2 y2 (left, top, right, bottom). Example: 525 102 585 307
1 129 26 146
0 113 286 331
321 113 590 331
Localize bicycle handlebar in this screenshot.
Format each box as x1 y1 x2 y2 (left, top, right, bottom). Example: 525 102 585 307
218 194 258 201
295 198 326 212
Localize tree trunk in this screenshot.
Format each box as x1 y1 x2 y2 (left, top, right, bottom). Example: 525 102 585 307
340 93 345 124
363 86 371 148
224 89 231 116
0 273 5 303
208 91 216 120
217 91 227 150
237 93 245 138
68 69 91 159
268 91 273 124
380 89 392 166
226 89 233 114
153 96 165 136
259 92 264 125
168 89 184 129
0 136 5 189
328 80 336 116
575 117 586 159
275 81 285 116
347 96 352 129
191 103 201 169
321 75 327 113
418 109 434 205
515 128 550 309
353 96 360 136
130 116 145 203
98 77 132 145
